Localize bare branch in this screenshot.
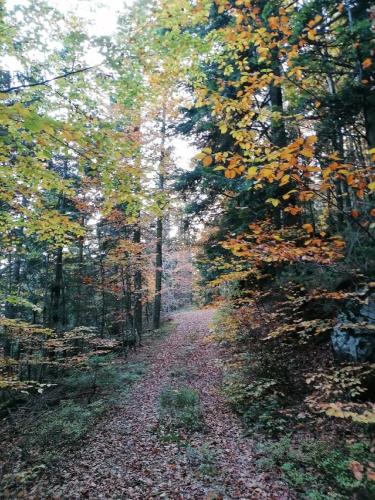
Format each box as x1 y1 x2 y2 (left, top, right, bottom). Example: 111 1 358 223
0 66 100 93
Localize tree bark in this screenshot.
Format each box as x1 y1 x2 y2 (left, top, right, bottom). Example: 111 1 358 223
153 105 166 329
133 223 143 342
50 247 63 330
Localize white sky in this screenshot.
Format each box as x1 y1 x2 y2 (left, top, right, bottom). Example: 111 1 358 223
7 0 132 36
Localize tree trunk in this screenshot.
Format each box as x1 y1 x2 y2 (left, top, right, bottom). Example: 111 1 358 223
153 105 166 329
133 223 143 342
153 216 163 329
269 51 296 227
5 251 21 319
50 247 63 330
75 233 84 327
42 252 50 326
364 90 375 149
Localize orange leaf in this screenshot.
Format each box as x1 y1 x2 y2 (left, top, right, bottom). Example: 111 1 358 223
225 169 236 179
268 16 279 30
362 58 372 69
349 461 363 481
203 155 213 167
307 29 316 41
302 223 313 234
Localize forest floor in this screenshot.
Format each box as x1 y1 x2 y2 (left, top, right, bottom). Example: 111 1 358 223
25 308 292 499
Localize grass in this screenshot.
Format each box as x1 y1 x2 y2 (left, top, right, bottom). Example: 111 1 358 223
158 385 204 433
186 444 218 477
170 364 197 382
151 320 177 339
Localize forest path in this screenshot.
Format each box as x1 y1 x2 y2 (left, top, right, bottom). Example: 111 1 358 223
29 309 291 499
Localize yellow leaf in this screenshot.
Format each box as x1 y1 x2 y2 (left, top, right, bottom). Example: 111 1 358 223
195 153 206 160
305 135 317 145
368 182 375 191
307 29 316 41
301 148 314 158
279 174 290 186
266 198 280 207
282 189 297 200
247 166 257 179
220 124 228 134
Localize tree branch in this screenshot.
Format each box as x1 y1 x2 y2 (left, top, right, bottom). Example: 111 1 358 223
1 66 99 93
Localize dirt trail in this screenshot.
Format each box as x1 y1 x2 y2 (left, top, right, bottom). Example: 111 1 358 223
28 309 291 499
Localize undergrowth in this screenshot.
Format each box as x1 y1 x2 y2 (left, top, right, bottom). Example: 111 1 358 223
186 443 218 478
213 301 375 498
158 385 204 434
256 437 375 499
0 357 146 495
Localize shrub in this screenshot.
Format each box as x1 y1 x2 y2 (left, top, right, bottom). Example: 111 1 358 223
27 400 106 453
243 395 288 436
62 359 145 398
186 444 218 477
158 385 204 431
256 438 375 499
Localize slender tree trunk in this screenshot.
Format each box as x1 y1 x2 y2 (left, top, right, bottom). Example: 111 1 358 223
5 227 23 319
42 252 50 326
99 255 106 338
325 71 349 224
153 217 163 329
133 222 143 342
364 91 375 149
122 264 133 331
50 247 63 329
153 105 166 329
75 233 84 327
269 51 297 227
5 252 21 319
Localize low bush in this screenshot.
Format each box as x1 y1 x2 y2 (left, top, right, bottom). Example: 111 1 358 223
256 437 375 499
242 395 288 436
26 399 106 453
62 359 145 397
158 385 204 432
186 444 218 477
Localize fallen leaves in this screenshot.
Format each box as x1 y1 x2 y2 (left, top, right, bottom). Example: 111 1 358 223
17 310 291 499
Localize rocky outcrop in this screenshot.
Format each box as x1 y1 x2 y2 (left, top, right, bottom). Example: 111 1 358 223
331 292 375 363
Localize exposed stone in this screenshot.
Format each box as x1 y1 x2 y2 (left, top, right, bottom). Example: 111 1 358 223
331 292 375 363
359 293 375 324
331 320 375 363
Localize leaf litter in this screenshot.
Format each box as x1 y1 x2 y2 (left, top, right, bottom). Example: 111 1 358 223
26 309 293 499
